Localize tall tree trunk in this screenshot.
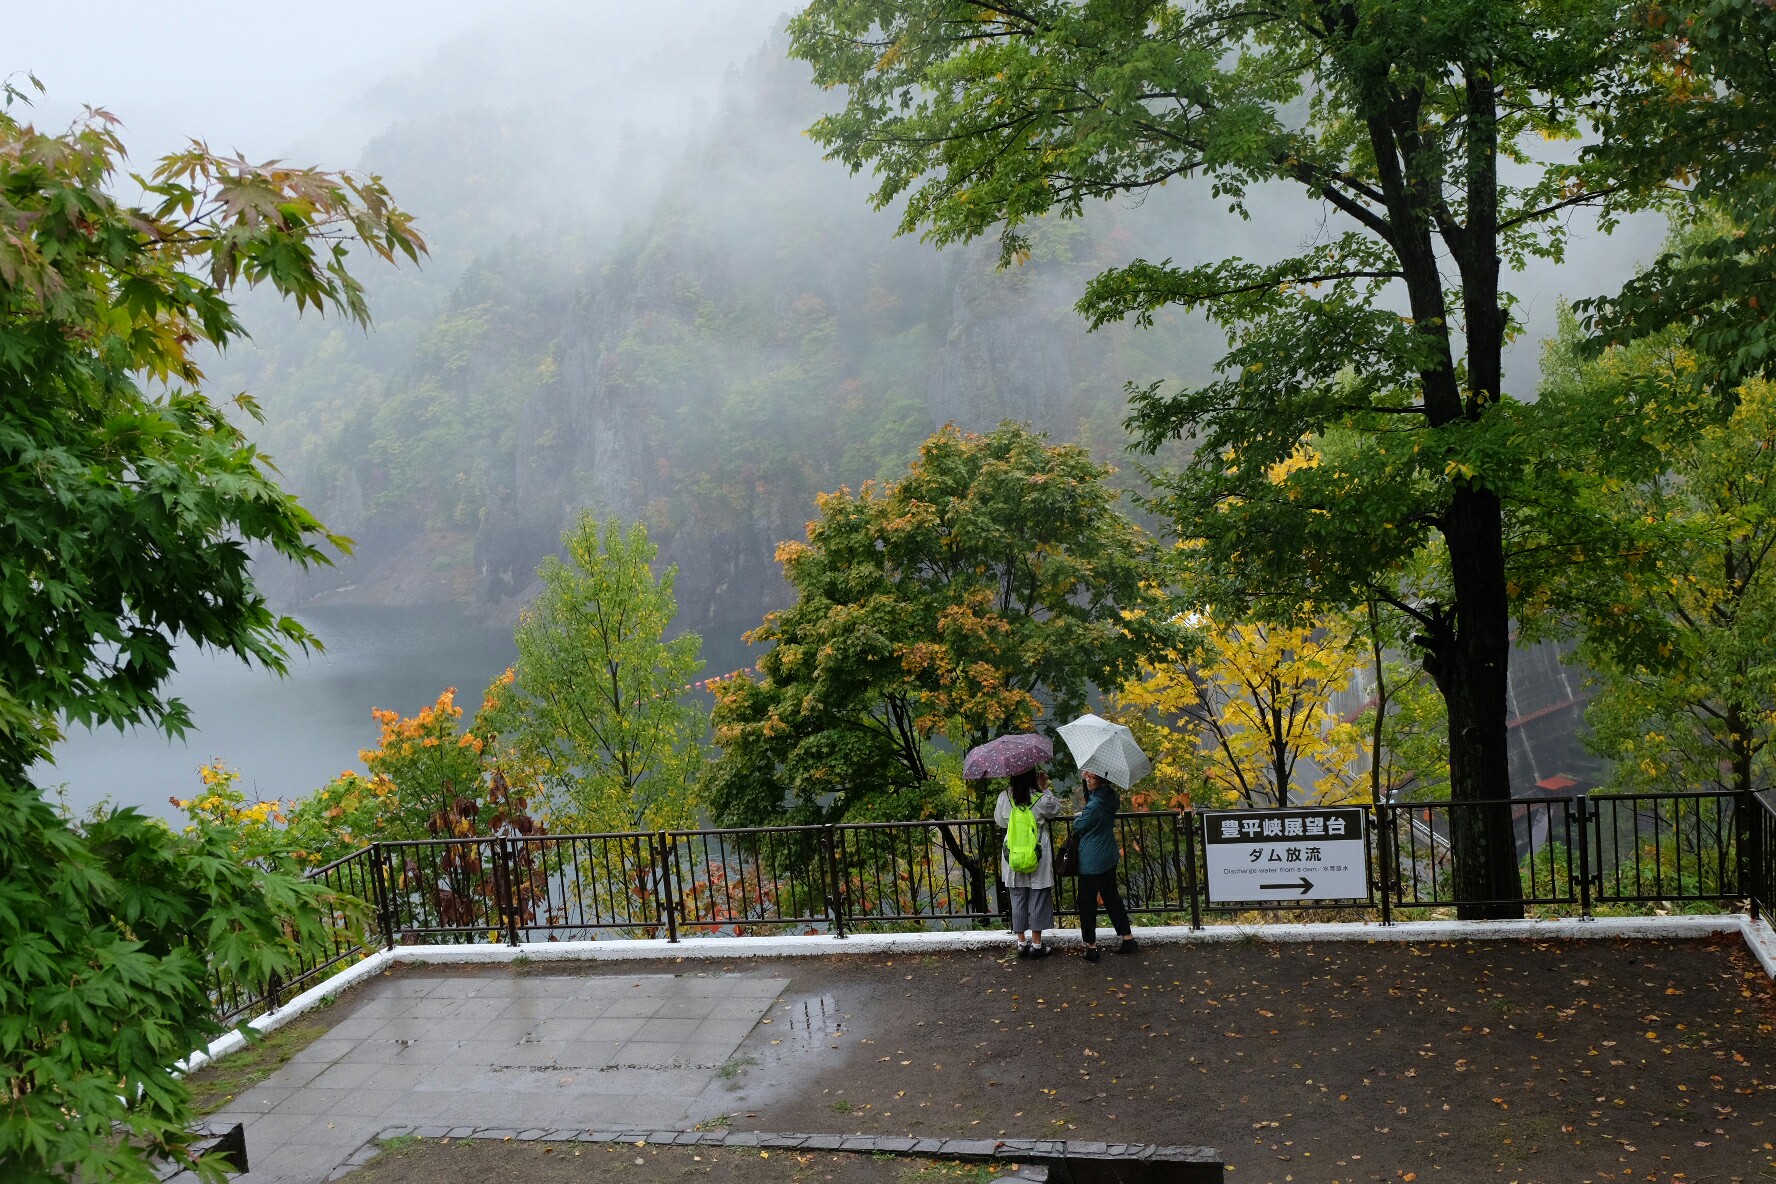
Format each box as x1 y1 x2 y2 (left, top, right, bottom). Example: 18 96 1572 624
1431 486 1524 918
1366 600 1390 804
1360 58 1524 920
1271 683 1291 808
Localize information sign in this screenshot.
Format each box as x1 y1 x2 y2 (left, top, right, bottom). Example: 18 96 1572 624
1199 807 1369 904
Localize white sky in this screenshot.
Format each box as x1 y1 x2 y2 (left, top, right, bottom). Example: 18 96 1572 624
9 1 495 159
6 2 1662 391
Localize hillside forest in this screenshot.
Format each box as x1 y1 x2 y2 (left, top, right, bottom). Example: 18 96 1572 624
222 36 1215 637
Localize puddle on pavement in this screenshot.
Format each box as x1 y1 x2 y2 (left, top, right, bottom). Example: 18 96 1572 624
681 991 857 1122
774 993 845 1050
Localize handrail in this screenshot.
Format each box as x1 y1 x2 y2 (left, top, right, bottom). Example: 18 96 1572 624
213 792 1769 1024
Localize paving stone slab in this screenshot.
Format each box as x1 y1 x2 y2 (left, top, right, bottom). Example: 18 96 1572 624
708 998 778 1020
758 1134 807 1149
546 997 616 1019
617 1040 692 1066
654 996 720 1016
600 997 665 1019
939 1139 1000 1157
306 1062 382 1090
203 972 942 1183
287 1039 358 1065
632 1017 708 1042
580 1017 649 1041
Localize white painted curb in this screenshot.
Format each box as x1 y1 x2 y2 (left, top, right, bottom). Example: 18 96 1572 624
185 912 1774 1072
1742 914 1776 979
179 949 395 1076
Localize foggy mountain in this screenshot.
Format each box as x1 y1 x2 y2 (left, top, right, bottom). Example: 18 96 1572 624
179 4 1662 649
231 20 1220 643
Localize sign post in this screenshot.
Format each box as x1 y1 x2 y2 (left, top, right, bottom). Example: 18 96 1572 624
1198 807 1369 905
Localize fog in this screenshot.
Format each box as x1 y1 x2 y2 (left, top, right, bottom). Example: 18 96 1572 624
9 2 767 160
10 3 1661 392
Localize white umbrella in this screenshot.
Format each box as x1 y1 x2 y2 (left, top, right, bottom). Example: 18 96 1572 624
1056 713 1153 789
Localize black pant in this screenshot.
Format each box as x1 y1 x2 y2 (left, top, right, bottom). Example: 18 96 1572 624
1078 870 1131 945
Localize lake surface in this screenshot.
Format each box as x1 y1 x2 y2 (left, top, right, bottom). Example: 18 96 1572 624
35 605 760 822
35 605 519 821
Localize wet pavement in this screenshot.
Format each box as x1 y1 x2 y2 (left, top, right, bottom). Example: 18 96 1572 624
207 935 1776 1184
216 971 787 1184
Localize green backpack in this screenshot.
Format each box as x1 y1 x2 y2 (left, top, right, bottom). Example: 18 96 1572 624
1006 802 1041 874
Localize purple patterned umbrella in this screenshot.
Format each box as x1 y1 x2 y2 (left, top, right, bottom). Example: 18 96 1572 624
962 733 1054 780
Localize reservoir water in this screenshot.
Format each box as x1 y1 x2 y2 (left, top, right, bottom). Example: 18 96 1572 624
34 605 760 823
35 605 518 822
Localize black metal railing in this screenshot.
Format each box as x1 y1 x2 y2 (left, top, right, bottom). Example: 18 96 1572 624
835 818 998 932
667 824 834 936
1382 796 1584 912
1589 791 1742 906
214 789 1775 1025
513 831 668 941
1749 792 1775 921
210 846 379 1023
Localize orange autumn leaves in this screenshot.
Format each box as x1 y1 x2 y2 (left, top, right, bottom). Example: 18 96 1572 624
182 684 541 867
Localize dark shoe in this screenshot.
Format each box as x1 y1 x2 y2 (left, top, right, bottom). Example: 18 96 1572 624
1027 944 1051 959
1083 946 1101 963
1016 943 1031 958
1114 937 1140 955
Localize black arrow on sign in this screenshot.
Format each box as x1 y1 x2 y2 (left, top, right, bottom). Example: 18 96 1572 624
1259 877 1314 895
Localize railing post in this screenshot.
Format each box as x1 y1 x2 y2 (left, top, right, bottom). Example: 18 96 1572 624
369 843 396 951
1375 800 1393 928
1183 809 1203 932
1738 788 1757 920
499 837 521 947
655 832 679 944
1747 795 1761 923
1576 795 1593 920
823 824 848 939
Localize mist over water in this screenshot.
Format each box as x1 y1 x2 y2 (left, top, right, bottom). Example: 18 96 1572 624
36 607 515 821
36 607 761 821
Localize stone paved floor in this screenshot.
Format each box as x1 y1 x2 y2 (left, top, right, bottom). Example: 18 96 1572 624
213 971 788 1184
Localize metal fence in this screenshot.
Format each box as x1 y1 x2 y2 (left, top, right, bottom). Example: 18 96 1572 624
210 846 381 1023
216 789 1776 1024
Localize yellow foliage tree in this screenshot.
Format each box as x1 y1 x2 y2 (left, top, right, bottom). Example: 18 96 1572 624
1116 612 1366 809
170 760 289 862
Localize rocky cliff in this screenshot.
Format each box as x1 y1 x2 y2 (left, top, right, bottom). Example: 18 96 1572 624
253 42 1210 644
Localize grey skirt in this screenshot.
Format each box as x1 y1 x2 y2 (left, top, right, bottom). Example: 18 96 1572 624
1009 885 1055 934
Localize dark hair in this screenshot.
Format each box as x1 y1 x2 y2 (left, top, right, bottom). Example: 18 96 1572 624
1008 770 1038 807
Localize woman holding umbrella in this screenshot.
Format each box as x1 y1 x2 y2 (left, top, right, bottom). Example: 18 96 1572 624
1058 714 1151 961
994 768 1064 958
963 733 1062 959
1071 770 1137 960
